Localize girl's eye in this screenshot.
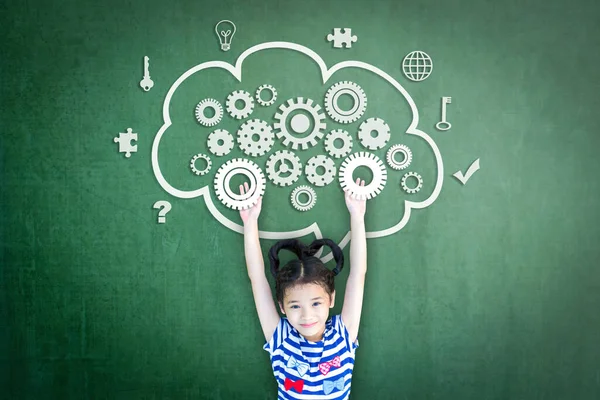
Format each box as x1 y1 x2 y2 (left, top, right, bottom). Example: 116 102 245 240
290 302 321 309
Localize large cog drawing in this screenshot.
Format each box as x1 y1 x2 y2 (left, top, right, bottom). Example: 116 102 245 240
273 97 327 150
213 158 266 210
339 152 388 200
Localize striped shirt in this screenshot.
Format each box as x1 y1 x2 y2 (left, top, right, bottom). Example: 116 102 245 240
263 314 359 400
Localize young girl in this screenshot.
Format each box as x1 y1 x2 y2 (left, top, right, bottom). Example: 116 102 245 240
240 179 368 399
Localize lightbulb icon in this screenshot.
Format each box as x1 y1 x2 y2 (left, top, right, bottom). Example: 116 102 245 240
215 20 236 52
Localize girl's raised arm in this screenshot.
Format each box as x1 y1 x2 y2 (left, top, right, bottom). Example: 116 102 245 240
341 179 368 344
240 183 280 342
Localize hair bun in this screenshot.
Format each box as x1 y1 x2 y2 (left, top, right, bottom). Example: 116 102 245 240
306 239 344 276
268 238 344 278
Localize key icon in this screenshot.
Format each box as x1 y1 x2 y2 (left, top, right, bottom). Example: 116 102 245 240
435 96 452 131
139 56 154 92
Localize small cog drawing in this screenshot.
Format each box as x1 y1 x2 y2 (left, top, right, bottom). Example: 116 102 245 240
213 158 266 210
324 129 353 159
290 185 317 211
195 99 223 127
324 81 367 124
401 171 423 194
236 119 275 157
339 152 388 200
266 150 302 187
386 144 412 170
207 129 234 156
190 153 212 176
226 90 255 119
358 117 391 150
255 84 277 106
273 97 327 150
305 155 336 187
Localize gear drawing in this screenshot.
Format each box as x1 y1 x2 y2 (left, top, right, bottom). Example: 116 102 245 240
324 81 367 124
213 158 266 210
401 171 423 194
290 186 317 211
386 144 412 170
236 119 275 157
357 117 391 150
339 152 388 200
190 153 212 176
255 84 277 106
324 129 353 159
265 150 302 186
207 129 234 156
305 155 336 187
195 98 223 127
226 90 255 119
273 97 327 150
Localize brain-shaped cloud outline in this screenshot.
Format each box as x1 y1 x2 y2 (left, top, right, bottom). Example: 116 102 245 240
151 41 444 263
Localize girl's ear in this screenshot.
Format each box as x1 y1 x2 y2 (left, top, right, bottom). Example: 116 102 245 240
330 291 336 308
278 302 286 314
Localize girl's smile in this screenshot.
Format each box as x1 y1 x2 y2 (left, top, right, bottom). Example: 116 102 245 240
279 283 336 342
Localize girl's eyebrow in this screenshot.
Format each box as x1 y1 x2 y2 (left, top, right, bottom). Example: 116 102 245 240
287 297 323 304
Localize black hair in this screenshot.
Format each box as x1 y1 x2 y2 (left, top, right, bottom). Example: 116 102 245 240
267 238 344 308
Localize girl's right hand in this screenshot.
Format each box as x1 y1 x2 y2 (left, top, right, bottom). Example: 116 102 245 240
239 181 262 224
344 178 367 218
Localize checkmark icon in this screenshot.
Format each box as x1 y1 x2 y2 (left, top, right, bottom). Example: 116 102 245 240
453 158 480 185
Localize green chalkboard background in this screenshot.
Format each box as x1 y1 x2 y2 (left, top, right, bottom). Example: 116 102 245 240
2 0 600 398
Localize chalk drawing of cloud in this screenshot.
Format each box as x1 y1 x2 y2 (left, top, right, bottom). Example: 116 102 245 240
151 42 443 262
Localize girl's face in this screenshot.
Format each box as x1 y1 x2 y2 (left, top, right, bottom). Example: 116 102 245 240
279 283 335 342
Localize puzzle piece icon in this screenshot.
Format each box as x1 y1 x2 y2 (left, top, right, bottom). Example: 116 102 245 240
114 128 138 158
326 28 358 49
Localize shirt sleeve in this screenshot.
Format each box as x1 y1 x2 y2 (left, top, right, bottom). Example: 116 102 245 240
336 314 360 354
262 317 292 356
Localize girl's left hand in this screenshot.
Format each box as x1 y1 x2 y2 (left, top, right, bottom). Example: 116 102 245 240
344 178 367 217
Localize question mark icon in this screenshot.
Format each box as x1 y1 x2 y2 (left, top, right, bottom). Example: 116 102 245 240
153 201 172 224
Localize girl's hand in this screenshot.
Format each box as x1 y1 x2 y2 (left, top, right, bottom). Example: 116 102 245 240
239 181 262 224
344 178 367 217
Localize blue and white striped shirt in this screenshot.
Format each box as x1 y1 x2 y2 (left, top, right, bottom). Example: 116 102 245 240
263 315 359 399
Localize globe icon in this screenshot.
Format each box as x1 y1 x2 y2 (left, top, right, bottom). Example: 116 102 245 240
402 51 433 82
